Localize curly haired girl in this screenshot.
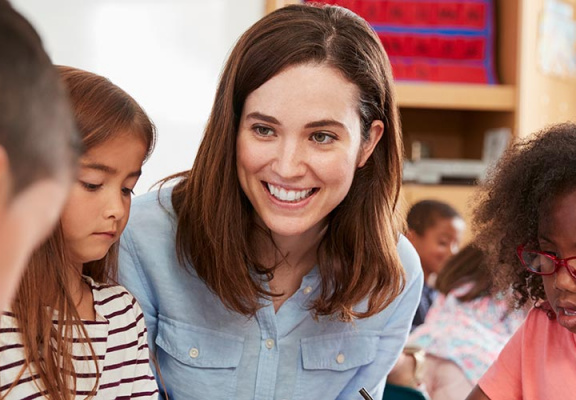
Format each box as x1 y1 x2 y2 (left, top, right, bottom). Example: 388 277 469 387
467 122 576 400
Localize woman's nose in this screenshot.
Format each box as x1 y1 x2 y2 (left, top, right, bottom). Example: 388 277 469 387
271 139 306 179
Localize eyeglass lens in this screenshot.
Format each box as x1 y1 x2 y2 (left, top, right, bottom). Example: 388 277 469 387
521 251 576 278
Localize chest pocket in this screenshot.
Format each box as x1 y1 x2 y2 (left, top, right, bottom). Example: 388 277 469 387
155 315 244 400
294 332 379 399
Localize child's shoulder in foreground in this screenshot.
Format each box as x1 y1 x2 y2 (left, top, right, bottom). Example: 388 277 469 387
84 276 145 322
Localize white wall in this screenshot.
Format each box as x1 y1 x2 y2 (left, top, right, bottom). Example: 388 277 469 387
11 0 265 193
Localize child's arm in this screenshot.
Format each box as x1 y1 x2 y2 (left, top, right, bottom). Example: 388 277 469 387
466 386 491 400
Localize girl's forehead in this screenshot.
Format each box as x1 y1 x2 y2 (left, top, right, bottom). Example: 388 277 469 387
538 189 576 241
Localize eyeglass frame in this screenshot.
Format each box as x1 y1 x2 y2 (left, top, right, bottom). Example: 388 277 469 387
516 244 576 280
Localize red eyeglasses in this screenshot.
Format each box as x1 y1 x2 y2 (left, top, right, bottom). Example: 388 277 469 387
517 245 576 280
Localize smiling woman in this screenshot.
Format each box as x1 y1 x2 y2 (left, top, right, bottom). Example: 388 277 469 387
236 64 382 251
118 4 423 400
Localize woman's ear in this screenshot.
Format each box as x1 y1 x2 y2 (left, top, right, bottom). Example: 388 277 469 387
358 120 384 168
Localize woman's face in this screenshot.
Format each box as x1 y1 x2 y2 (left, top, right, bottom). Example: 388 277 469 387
538 188 576 334
236 63 382 240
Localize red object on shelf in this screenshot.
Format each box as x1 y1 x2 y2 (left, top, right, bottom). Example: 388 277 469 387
304 0 498 84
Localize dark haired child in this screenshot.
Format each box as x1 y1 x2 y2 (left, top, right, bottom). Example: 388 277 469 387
0 0 78 313
467 122 576 400
0 66 158 399
406 199 466 328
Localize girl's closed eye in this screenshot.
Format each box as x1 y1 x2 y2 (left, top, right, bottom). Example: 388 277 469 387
311 132 336 144
80 181 102 191
122 187 135 196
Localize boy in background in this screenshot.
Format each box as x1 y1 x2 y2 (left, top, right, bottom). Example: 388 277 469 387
406 200 466 328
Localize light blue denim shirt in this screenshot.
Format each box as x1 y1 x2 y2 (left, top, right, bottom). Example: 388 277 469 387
118 187 423 400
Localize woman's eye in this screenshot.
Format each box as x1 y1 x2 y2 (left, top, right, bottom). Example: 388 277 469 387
122 187 135 197
80 181 101 191
254 126 274 137
311 132 335 144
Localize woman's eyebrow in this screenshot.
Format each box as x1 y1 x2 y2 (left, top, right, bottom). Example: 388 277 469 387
304 119 345 129
245 112 280 125
245 112 346 130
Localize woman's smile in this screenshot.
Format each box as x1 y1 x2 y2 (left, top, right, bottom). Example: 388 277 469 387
264 182 317 203
236 63 377 239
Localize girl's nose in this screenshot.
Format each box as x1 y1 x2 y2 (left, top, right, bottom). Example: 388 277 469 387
554 263 576 292
105 191 126 221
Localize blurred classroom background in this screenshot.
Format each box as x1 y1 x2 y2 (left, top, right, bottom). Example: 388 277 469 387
13 0 576 242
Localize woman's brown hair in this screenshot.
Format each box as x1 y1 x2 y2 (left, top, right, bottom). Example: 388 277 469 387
474 122 576 310
4 66 155 399
168 4 404 321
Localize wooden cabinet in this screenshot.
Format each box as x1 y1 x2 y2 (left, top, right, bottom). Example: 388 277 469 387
266 0 576 240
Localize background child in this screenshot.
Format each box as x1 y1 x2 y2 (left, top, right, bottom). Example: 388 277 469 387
0 0 79 313
406 243 525 400
0 66 158 399
406 199 466 328
467 122 576 400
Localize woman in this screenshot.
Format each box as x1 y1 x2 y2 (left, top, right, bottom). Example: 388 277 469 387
119 4 422 399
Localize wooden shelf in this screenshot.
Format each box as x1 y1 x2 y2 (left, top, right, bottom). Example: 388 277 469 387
396 83 516 112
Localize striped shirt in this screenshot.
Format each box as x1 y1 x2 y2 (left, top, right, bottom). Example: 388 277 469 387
0 277 159 399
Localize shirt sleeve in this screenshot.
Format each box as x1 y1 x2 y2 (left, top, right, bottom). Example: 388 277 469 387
119 226 162 391
131 300 160 399
336 235 424 400
477 315 525 400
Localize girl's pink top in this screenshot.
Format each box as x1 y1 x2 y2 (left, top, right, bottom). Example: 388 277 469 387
479 307 576 400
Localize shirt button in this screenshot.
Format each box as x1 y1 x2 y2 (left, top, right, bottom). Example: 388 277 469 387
265 338 275 349
302 286 312 294
336 353 345 364
189 347 199 358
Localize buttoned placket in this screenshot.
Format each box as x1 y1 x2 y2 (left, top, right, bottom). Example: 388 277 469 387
252 268 321 400
254 303 279 400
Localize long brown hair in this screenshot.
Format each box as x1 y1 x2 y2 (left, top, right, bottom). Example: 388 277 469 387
5 66 155 399
168 4 404 321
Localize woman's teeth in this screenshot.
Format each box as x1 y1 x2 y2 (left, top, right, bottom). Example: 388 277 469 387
267 183 314 202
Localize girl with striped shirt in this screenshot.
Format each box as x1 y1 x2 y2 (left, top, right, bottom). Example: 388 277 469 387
0 66 159 399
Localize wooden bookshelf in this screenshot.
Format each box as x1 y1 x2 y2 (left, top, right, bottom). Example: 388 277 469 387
395 83 516 111
266 0 576 240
